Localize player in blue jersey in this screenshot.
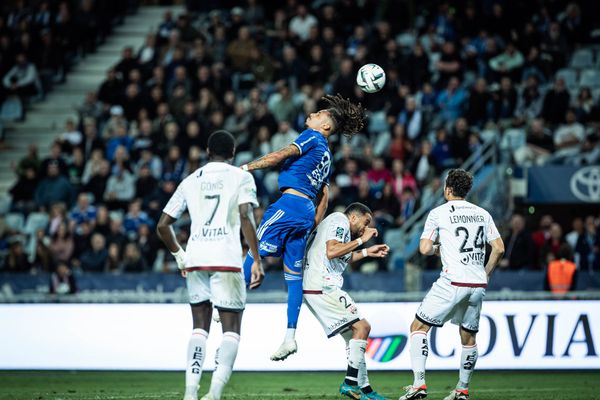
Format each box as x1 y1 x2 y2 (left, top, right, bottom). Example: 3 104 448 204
241 94 366 361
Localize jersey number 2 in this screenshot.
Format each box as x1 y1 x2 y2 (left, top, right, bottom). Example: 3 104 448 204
204 195 221 226
455 226 484 253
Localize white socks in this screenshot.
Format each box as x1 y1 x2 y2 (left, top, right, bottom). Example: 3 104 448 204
209 332 240 399
342 331 370 389
410 331 428 387
457 344 478 390
185 328 208 397
285 328 296 342
345 339 367 384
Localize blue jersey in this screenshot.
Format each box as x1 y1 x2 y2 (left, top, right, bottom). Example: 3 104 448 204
278 129 332 199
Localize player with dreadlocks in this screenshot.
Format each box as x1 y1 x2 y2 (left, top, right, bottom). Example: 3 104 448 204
241 94 367 361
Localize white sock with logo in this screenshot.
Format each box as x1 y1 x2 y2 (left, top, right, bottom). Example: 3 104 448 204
345 339 367 385
457 344 478 390
209 332 240 399
342 331 370 389
410 331 428 387
185 328 208 397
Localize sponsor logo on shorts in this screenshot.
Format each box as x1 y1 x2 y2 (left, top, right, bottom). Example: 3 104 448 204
259 242 278 253
327 317 349 333
190 294 201 303
417 310 443 326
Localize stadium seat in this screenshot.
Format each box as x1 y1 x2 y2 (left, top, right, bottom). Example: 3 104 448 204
579 69 600 87
23 212 49 236
0 193 11 216
5 212 25 233
555 68 578 88
569 48 594 69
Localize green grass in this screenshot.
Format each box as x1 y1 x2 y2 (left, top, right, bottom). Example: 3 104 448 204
0 371 599 400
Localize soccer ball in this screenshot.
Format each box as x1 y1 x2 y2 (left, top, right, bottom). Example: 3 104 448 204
356 63 386 93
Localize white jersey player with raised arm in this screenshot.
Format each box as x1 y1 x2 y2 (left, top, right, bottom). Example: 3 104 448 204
163 161 258 309
304 212 352 294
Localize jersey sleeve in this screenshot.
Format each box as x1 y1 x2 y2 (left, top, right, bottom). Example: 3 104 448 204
325 214 350 243
238 171 259 207
162 183 187 219
485 212 501 242
420 209 439 241
291 130 317 155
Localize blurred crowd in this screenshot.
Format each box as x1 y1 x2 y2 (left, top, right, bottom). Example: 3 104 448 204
501 213 600 272
0 1 135 124
1 0 599 279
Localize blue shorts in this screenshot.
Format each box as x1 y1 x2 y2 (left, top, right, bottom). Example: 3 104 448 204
256 194 315 280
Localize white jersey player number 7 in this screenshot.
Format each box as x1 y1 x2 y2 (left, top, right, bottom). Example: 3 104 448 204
163 162 259 271
421 200 501 285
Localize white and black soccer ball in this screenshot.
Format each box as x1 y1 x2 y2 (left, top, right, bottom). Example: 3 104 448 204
356 63 386 93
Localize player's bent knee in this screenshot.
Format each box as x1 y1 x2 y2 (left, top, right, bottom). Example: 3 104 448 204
410 318 431 333
352 319 371 339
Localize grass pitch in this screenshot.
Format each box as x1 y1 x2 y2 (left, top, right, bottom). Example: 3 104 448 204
0 370 598 400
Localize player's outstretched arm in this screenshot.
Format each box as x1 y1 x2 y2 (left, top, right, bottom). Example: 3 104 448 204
239 203 264 289
156 213 187 274
314 185 329 227
350 244 390 262
326 227 378 260
485 237 505 281
242 145 300 172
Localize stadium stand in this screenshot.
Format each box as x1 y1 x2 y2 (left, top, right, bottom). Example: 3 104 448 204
0 0 599 301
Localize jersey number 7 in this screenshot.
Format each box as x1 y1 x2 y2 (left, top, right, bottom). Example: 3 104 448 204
204 194 221 226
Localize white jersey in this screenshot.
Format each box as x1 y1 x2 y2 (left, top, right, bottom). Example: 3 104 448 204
421 200 500 284
163 162 258 272
304 212 352 291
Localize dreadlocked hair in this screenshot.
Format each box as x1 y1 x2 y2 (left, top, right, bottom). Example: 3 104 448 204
322 94 367 138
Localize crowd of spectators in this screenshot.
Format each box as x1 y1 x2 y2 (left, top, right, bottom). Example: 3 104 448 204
0 1 133 124
1 0 599 279
500 213 600 274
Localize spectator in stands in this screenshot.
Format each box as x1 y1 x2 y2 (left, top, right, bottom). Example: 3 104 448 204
49 261 76 294
436 76 466 125
533 214 554 252
69 193 96 227
122 242 147 272
550 108 585 163
540 78 570 125
289 4 318 42
2 53 40 106
540 222 570 268
9 166 38 213
80 233 108 272
513 119 554 166
104 166 135 210
499 214 536 269
124 199 153 235
5 239 30 273
58 119 82 152
49 222 74 265
34 162 75 210
489 42 524 82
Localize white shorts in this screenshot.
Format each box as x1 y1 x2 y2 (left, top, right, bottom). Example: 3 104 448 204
186 270 246 312
304 288 362 338
416 276 485 332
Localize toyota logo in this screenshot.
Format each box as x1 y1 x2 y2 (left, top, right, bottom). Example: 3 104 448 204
570 166 600 202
